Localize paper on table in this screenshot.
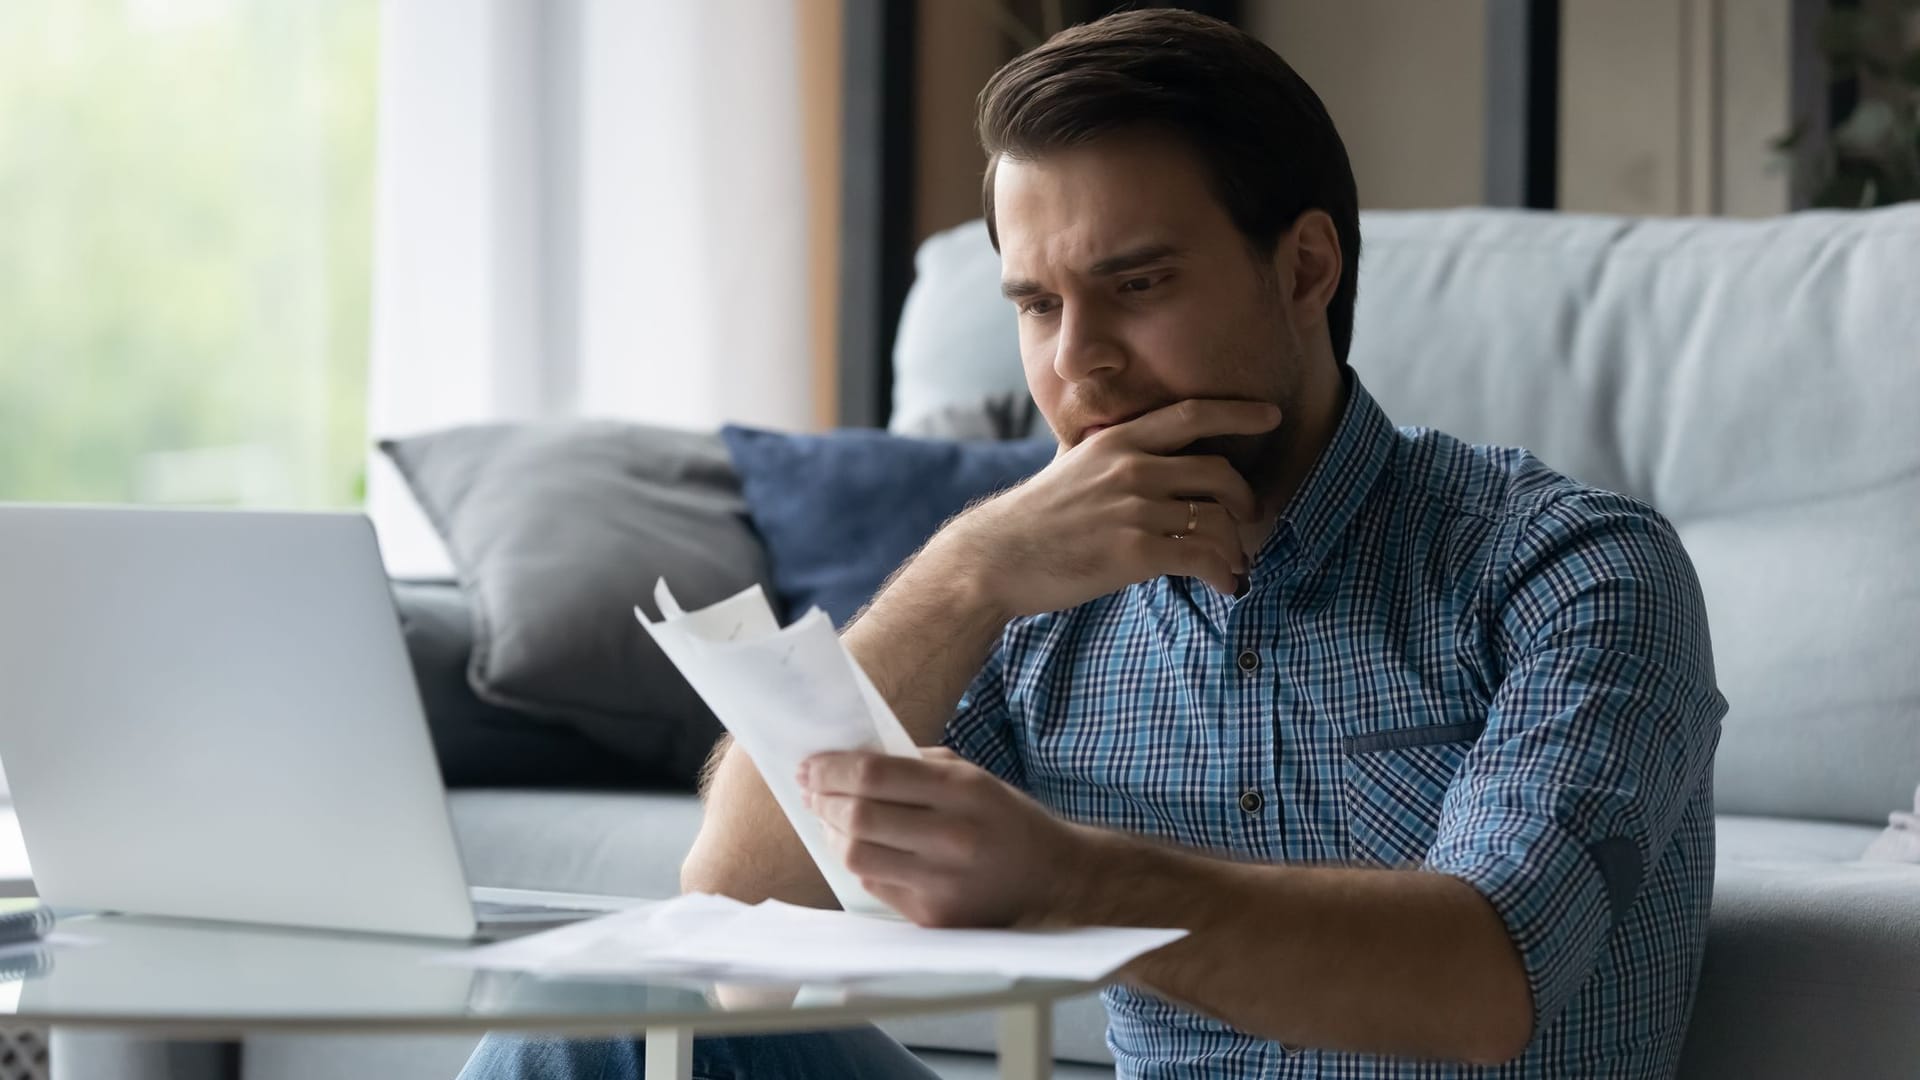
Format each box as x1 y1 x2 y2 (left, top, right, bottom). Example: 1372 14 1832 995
635 582 919 918
437 893 747 977
650 898 1185 982
439 894 1186 984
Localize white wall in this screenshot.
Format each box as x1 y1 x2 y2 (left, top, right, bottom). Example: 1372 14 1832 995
1560 0 1796 217
1245 0 1799 218
1247 0 1490 211
366 0 816 574
575 0 813 432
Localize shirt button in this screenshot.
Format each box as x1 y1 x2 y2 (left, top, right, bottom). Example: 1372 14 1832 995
1236 649 1260 673
1238 790 1265 814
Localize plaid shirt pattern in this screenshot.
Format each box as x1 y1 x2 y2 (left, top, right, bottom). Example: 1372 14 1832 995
946 374 1726 1079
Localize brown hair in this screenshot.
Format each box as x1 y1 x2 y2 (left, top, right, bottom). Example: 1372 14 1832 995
977 8 1362 365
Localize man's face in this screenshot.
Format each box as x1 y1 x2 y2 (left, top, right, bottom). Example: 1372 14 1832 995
993 134 1305 482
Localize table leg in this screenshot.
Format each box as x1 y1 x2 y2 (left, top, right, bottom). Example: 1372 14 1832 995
996 1003 1052 1080
644 1025 693 1080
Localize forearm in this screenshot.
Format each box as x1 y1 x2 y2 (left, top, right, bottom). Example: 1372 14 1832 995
681 738 837 907
1058 830 1533 1064
840 530 1011 743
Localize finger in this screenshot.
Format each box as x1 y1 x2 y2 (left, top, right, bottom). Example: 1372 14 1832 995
801 751 960 806
1169 536 1245 595
1110 500 1235 588
859 878 950 929
1111 399 1281 456
1145 498 1223 545
1122 497 1242 564
1131 455 1259 522
1143 506 1247 594
811 792 952 855
833 831 933 887
1162 537 1246 596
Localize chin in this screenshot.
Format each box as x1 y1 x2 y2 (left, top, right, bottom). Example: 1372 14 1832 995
1175 430 1279 477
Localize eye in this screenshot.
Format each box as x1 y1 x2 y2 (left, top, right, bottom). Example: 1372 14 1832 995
1020 297 1058 317
1120 273 1164 294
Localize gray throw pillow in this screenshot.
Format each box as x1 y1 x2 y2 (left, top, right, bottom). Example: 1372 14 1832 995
380 422 773 788
391 580 651 789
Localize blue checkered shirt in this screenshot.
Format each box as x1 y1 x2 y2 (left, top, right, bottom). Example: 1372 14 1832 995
946 374 1726 1079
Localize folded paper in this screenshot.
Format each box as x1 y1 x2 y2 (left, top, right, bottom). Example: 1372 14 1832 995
636 582 918 917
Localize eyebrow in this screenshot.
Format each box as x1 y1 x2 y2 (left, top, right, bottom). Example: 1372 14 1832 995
1000 243 1185 300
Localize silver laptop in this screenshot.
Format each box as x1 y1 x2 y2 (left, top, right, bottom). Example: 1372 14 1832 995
0 504 634 939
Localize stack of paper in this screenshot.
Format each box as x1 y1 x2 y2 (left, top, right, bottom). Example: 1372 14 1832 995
635 581 921 918
442 894 1186 984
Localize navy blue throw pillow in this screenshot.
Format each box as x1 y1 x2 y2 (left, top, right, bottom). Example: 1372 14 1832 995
719 426 1055 627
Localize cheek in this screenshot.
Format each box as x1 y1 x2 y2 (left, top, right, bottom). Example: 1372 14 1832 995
1025 370 1071 442
1120 307 1220 394
1020 333 1063 401
1157 297 1285 396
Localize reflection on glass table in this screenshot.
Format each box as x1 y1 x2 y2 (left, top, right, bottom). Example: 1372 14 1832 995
0 913 1096 1080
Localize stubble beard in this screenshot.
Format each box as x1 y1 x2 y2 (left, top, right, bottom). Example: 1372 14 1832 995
1173 321 1304 504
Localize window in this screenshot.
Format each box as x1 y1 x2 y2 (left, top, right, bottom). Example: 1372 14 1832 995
0 0 379 508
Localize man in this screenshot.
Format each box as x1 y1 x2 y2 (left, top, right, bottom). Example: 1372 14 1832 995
464 8 1724 1078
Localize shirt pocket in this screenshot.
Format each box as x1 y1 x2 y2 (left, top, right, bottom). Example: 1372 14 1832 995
1340 721 1482 866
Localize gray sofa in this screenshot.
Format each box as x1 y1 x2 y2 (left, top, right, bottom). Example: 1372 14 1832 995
67 205 1920 1080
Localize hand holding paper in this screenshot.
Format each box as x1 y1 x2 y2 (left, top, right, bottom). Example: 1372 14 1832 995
635 582 919 917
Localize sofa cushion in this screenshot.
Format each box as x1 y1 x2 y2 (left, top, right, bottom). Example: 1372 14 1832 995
392 581 646 789
1683 814 1920 1077
1715 813 1884 862
720 426 1053 627
382 422 770 789
1865 784 1919 863
889 208 1920 824
890 221 1024 433
447 790 705 901
1349 207 1920 825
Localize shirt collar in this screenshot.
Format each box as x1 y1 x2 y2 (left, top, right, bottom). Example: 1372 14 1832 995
1250 370 1396 583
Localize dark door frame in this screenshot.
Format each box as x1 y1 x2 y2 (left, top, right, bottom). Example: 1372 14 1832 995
836 0 918 430
1484 0 1561 209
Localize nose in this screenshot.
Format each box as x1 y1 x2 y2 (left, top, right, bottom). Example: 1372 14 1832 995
1051 303 1126 384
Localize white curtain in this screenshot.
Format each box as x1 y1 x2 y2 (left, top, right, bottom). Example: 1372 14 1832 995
366 0 815 576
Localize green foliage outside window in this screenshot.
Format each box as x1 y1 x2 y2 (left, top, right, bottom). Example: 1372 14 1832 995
0 0 378 507
1777 0 1920 208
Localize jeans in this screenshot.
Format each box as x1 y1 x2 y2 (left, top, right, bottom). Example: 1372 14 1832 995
456 1027 943 1080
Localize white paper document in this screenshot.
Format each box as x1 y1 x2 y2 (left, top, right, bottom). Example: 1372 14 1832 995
440 894 1186 984
634 581 920 918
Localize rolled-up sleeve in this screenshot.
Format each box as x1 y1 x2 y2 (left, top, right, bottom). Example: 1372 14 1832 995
1424 491 1726 1035
942 641 1029 791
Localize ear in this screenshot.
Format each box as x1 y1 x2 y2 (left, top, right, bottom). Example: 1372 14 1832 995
1272 210 1343 333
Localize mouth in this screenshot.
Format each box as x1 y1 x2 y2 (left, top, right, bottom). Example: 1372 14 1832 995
1076 409 1151 444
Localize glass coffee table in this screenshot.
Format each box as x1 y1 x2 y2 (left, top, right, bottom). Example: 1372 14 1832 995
0 911 1100 1079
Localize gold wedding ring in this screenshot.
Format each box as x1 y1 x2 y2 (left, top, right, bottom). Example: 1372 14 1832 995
1170 499 1199 540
